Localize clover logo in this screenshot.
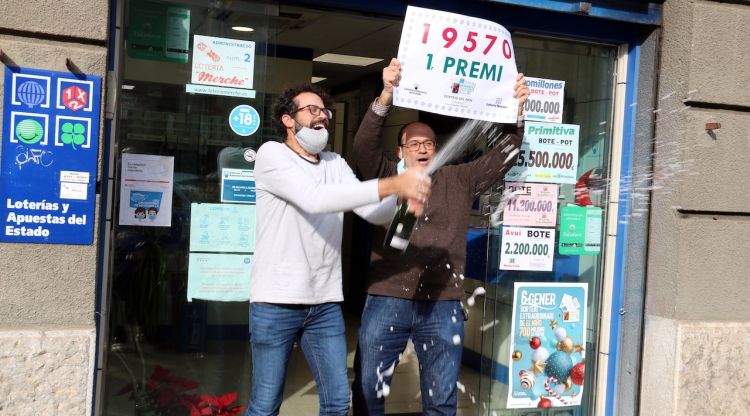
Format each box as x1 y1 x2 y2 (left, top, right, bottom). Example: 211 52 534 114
61 122 86 149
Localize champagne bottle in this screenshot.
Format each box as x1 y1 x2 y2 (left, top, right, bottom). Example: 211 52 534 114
384 200 418 251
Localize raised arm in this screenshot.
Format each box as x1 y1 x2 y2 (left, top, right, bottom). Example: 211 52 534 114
353 58 401 180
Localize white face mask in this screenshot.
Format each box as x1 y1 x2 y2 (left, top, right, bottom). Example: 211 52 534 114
294 121 329 155
397 159 406 174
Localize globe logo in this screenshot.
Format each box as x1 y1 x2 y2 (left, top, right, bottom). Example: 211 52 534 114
17 81 46 108
15 119 44 145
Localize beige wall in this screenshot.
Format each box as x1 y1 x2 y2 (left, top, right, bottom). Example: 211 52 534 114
0 1 109 414
641 0 750 414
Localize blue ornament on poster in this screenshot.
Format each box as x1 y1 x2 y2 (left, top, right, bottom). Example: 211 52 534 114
545 351 573 381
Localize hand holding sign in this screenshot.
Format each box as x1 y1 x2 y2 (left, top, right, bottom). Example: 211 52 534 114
377 58 402 107
394 6 519 123
514 73 530 117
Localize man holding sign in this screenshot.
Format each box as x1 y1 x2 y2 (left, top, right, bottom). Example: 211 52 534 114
351 58 528 415
393 5 520 123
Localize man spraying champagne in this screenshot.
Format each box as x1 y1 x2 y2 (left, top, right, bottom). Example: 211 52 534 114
351 58 529 415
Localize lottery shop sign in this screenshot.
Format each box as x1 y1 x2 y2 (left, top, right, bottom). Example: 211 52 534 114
394 6 519 123
1 66 101 244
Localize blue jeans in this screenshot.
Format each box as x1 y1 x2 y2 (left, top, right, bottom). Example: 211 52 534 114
352 295 464 416
247 302 349 416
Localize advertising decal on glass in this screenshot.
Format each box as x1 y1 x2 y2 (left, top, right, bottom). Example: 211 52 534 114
507 282 588 409
559 205 602 255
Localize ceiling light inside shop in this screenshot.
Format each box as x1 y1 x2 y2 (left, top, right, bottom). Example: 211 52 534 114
232 26 254 32
121 85 135 90
311 77 327 83
313 53 382 66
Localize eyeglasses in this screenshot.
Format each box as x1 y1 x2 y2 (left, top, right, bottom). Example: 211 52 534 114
400 140 436 151
291 104 333 120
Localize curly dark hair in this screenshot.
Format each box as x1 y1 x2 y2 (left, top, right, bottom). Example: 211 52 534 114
273 84 334 136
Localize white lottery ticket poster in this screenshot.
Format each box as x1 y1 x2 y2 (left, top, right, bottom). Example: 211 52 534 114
395 6 519 123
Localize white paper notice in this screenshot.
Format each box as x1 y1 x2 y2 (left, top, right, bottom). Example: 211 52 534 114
59 170 90 200
118 153 175 227
60 171 90 183
499 226 555 271
395 6 519 123
187 253 252 302
60 182 88 200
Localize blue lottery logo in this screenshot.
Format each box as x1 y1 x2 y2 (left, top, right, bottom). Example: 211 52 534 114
229 105 260 137
17 81 47 108
15 119 44 144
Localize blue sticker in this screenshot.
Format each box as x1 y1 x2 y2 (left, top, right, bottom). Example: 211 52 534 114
228 104 260 136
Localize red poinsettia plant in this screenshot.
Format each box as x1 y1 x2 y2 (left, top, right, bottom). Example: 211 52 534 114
118 365 245 416
189 393 245 416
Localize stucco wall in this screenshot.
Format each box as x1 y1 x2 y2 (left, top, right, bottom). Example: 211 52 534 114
0 1 109 414
0 35 106 324
0 0 109 41
642 0 750 413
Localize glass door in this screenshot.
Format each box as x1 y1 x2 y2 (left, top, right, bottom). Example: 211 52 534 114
475 35 619 415
99 0 275 414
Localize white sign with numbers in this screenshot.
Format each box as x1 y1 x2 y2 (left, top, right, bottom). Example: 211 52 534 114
394 6 519 123
505 122 580 184
499 226 555 271
524 77 565 123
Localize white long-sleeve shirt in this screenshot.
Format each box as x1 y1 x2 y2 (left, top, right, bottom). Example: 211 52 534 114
249 141 395 304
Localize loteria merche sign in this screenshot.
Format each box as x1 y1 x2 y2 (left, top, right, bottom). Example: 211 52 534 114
194 70 248 87
191 35 255 90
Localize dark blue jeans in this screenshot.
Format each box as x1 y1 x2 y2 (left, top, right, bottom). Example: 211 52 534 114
247 302 349 416
352 295 464 416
